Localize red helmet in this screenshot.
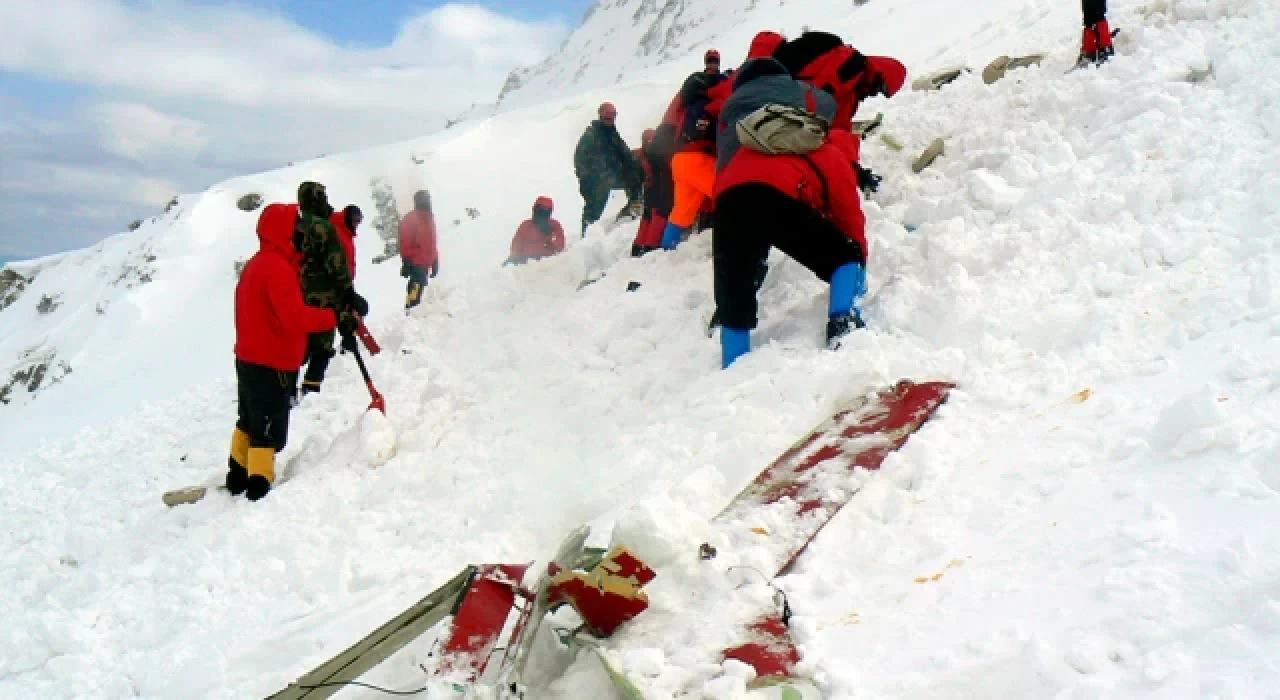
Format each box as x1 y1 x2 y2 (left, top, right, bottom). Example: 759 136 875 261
534 196 554 212
598 102 618 120
704 49 721 64
642 128 656 143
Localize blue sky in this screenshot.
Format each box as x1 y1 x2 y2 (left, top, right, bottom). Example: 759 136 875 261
0 0 593 262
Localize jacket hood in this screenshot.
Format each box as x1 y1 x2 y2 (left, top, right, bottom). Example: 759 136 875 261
257 203 299 258
297 181 333 218
773 31 845 76
747 31 785 59
865 55 908 97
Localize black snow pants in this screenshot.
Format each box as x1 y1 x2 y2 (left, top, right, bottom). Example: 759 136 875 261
713 184 865 330
235 360 297 452
301 330 335 391
1082 0 1107 25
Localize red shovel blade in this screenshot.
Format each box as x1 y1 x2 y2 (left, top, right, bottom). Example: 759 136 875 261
368 384 387 415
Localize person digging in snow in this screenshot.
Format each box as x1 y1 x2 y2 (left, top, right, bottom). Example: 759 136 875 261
1078 0 1115 67
228 203 354 501
654 48 733 252
505 196 566 266
574 102 643 236
399 189 439 312
630 128 675 257
772 31 907 196
297 182 369 397
657 34 787 259
712 54 870 369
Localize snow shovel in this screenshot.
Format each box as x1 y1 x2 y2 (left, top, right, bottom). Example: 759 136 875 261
355 317 381 355
350 345 386 414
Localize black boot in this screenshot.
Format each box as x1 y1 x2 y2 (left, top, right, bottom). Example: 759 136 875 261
225 458 249 495
826 311 866 350
246 475 271 502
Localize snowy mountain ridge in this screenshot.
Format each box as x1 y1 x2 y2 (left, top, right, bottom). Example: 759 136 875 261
3 0 1280 697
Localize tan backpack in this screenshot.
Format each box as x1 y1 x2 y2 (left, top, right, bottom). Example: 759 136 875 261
736 104 830 155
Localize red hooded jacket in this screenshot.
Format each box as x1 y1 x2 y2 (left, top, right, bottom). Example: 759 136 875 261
235 203 338 371
508 218 566 263
329 212 357 280
399 209 439 269
715 141 867 257
790 45 907 130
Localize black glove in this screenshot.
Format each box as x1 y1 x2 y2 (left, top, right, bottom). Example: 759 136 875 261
430 261 439 278
350 292 369 318
400 261 410 278
337 311 358 346
855 163 882 194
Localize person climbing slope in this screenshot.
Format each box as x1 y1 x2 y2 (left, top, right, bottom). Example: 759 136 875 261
399 189 439 312
1078 0 1115 66
712 54 870 368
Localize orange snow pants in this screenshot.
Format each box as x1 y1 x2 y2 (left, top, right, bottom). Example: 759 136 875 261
669 151 717 228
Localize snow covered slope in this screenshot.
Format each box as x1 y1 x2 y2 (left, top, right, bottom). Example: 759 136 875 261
497 0 1090 109
3 0 1280 698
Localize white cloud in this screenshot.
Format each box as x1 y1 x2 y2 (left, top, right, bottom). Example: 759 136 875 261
0 0 573 260
0 160 179 208
0 1 568 112
94 103 209 161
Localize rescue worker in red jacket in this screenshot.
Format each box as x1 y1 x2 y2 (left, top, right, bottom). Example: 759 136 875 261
228 203 351 500
713 55 869 369
655 49 732 251
399 190 439 312
772 31 907 193
329 205 361 280
505 197 566 265
1078 0 1114 66
630 128 674 256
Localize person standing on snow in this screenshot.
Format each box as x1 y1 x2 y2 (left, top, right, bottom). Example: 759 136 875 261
228 203 353 501
630 128 675 257
329 205 362 281
574 102 643 236
1078 0 1115 66
505 197 566 266
712 55 870 369
655 48 732 251
399 189 439 312
296 182 368 397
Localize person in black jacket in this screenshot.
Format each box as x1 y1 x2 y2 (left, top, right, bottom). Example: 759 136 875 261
574 102 643 235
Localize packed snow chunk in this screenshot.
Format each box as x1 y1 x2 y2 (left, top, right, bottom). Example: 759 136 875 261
619 647 666 678
610 495 711 568
967 169 1025 214
1149 386 1232 455
359 409 398 467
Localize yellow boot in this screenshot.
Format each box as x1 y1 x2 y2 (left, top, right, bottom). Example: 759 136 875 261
246 447 275 501
226 428 251 495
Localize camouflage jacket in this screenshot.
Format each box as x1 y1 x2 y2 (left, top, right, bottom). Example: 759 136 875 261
296 210 355 311
574 120 640 186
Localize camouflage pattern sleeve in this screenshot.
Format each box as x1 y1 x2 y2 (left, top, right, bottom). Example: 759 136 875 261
297 212 355 310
